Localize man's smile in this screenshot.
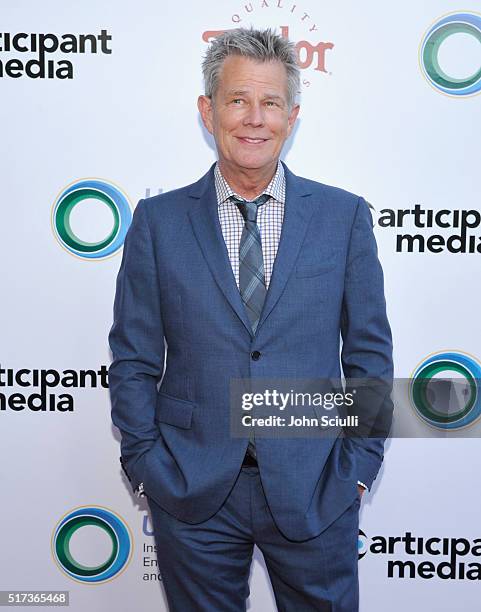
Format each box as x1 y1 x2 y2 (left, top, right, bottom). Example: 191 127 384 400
236 136 269 144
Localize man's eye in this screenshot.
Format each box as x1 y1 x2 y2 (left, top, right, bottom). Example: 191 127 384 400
232 99 244 104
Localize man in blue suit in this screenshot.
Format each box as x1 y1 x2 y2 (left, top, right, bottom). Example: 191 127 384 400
109 27 393 612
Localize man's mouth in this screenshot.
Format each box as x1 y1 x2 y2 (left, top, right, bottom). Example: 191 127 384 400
237 137 268 144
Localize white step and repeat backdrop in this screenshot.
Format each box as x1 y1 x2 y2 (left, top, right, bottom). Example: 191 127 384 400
1 1 480 610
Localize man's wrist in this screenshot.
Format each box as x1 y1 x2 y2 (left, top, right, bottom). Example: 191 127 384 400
135 482 145 498
120 456 146 497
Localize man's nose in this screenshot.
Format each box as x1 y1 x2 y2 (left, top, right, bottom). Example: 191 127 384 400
242 102 265 127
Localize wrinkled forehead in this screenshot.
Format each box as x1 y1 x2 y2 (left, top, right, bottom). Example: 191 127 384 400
215 56 289 99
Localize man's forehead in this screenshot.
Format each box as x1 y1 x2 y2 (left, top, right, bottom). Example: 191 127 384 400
219 56 286 77
224 88 285 100
217 57 289 96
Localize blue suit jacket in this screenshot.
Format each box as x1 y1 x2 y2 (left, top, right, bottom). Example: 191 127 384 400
108 162 393 541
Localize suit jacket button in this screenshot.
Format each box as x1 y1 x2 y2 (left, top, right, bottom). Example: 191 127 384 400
251 351 261 361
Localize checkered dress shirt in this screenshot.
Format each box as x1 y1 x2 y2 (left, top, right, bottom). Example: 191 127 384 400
214 162 285 290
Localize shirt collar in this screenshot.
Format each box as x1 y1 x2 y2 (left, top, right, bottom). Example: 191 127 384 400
214 161 285 206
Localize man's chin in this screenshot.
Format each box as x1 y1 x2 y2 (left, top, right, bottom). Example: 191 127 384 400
228 156 278 173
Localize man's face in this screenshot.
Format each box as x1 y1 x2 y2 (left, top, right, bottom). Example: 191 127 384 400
198 55 299 175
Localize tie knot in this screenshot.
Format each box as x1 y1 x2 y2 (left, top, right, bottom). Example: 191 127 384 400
231 194 270 223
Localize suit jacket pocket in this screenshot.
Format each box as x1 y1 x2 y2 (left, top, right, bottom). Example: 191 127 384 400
295 261 336 278
155 391 195 429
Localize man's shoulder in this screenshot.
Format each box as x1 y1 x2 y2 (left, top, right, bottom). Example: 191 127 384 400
284 164 363 212
294 173 361 207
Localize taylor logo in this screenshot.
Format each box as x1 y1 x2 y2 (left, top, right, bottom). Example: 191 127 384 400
203 1 334 88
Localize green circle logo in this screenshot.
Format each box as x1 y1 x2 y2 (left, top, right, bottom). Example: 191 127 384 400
52 180 132 259
420 12 481 96
410 352 481 429
52 506 132 583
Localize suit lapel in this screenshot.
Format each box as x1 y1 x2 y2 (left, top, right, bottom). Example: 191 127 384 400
187 163 315 337
188 165 255 337
256 163 315 331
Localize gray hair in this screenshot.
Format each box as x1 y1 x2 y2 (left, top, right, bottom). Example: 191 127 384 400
202 27 300 109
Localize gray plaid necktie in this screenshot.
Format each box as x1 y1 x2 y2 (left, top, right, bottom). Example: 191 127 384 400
232 193 270 334
231 193 270 459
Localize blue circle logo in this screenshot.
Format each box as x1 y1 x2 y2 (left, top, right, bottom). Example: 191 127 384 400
52 506 133 583
52 179 133 259
410 352 481 430
358 529 368 560
420 12 481 96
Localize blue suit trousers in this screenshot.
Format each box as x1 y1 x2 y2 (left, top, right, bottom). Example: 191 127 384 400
147 465 360 612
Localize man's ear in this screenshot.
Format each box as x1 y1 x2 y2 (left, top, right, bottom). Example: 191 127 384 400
286 104 300 137
198 95 214 135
